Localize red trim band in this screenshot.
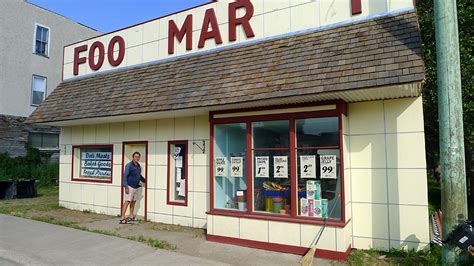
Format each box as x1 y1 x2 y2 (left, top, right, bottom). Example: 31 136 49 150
207 210 350 228
206 234 352 261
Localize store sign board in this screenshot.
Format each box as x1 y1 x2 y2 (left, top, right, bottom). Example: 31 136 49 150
63 0 414 79
80 151 112 178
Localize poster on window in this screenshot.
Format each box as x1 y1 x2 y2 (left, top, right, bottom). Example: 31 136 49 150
273 156 288 178
255 156 269 178
81 151 112 178
320 155 337 179
300 155 316 178
215 157 226 176
230 157 243 177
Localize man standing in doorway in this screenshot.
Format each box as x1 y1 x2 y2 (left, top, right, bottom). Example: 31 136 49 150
120 151 145 224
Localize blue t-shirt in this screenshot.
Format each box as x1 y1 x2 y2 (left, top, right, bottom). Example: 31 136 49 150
123 161 142 189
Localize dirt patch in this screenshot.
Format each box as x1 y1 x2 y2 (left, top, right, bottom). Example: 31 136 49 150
28 208 111 224
144 221 206 238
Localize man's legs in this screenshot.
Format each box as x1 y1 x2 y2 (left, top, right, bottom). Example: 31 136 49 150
121 201 130 220
129 200 136 219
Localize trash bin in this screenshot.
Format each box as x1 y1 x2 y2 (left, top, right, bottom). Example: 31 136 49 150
0 181 17 200
16 179 37 198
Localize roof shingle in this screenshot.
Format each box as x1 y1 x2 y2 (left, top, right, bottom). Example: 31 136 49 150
28 10 425 124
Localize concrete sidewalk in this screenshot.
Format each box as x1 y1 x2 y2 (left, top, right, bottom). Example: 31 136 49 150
0 214 225 265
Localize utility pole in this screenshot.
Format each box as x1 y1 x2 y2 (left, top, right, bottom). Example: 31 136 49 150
433 0 467 264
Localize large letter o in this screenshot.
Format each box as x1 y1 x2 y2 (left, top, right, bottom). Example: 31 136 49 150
107 36 125 67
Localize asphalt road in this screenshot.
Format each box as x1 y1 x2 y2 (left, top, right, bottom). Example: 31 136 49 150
0 214 225 265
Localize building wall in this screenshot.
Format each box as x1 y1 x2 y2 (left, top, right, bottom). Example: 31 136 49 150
58 116 210 228
58 96 428 252
63 0 414 79
0 0 98 117
346 96 429 251
207 97 428 253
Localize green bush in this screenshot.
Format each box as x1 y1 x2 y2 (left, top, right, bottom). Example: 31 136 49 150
0 148 58 184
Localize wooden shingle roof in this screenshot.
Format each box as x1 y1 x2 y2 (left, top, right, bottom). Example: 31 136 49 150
28 10 424 124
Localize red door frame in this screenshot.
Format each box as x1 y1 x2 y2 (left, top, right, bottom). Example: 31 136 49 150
121 141 149 221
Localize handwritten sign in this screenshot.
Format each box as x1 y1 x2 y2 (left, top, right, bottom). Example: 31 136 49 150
80 150 112 178
230 157 243 177
320 155 337 179
255 156 269 178
300 155 316 178
215 157 226 176
273 156 288 178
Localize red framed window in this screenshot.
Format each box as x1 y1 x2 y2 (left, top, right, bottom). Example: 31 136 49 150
71 144 113 183
167 140 188 206
209 102 347 226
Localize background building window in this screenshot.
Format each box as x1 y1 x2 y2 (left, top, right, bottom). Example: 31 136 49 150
28 132 59 149
167 141 188 206
34 24 50 56
213 123 247 211
31 75 47 106
72 145 113 182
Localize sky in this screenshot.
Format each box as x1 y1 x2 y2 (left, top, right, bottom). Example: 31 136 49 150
28 0 210 33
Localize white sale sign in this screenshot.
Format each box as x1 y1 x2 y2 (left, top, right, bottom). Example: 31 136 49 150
320 155 337 179
230 157 243 177
215 157 226 176
273 156 288 178
255 156 269 178
300 155 316 178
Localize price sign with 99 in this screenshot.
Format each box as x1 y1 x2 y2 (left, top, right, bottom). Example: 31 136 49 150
320 155 337 179
230 157 243 177
215 157 226 176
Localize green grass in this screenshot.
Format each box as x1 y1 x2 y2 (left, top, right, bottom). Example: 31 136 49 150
128 235 177 250
348 247 442 266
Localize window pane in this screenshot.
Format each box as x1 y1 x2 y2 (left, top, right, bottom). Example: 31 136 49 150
42 134 59 148
253 149 290 215
214 123 247 211
42 28 49 42
252 120 289 148
32 76 46 92
28 133 42 148
36 26 42 41
296 117 339 147
32 91 44 105
169 142 187 202
297 149 341 219
35 41 42 54
78 147 112 180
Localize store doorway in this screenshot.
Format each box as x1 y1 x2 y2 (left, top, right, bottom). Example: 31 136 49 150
121 141 148 221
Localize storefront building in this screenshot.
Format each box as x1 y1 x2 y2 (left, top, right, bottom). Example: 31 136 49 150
28 0 429 260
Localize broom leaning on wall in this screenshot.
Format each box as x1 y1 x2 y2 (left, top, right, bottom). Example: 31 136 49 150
300 193 341 266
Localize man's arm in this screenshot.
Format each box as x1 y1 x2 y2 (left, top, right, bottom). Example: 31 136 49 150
123 164 130 188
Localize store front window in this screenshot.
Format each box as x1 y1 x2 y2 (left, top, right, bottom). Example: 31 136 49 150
252 120 290 215
211 104 345 224
296 117 341 219
213 123 247 211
